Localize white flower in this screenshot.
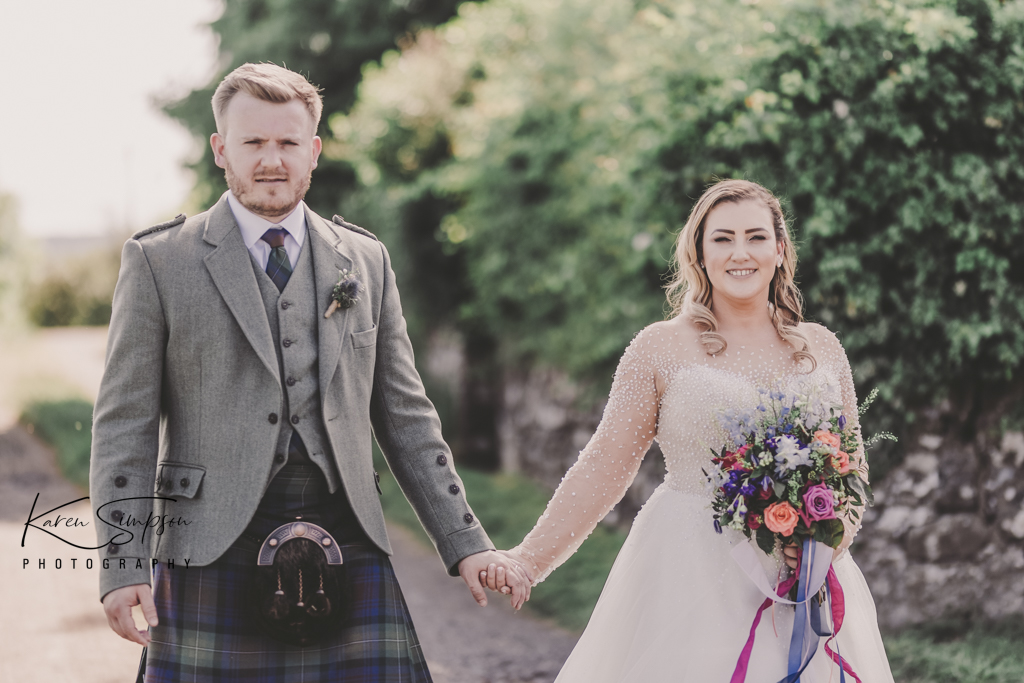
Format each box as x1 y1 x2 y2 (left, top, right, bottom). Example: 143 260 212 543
774 435 813 474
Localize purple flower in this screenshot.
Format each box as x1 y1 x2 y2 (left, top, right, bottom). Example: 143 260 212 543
713 519 723 534
802 483 837 523
838 414 847 430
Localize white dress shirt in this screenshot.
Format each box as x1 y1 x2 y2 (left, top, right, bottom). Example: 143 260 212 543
226 190 307 271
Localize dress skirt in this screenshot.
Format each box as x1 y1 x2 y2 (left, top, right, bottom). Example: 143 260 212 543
140 461 432 683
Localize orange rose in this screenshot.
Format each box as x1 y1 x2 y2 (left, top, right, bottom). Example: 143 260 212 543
763 501 800 537
833 450 851 473
814 430 842 451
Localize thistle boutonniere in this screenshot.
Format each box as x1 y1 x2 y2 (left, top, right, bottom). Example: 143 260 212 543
324 269 362 318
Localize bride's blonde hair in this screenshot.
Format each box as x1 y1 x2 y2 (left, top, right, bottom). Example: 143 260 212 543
665 179 815 370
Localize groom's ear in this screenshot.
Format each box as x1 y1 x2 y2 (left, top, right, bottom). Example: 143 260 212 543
211 133 227 169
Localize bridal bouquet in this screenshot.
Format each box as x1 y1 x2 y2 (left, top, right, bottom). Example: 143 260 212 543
704 383 872 559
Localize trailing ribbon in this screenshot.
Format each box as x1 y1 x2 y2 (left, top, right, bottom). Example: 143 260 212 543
824 567 862 683
729 538 860 683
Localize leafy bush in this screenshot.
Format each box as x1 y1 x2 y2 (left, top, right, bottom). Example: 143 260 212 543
22 249 119 327
885 617 1024 683
335 0 1024 456
20 399 94 488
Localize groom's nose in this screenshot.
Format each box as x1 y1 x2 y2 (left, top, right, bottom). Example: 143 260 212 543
258 144 285 170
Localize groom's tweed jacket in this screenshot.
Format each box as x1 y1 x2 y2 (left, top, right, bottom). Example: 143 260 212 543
89 194 492 600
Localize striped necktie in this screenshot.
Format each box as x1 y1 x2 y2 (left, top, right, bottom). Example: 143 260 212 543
260 227 292 292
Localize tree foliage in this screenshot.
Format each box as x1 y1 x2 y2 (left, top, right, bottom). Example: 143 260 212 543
163 0 465 215
335 0 1024 444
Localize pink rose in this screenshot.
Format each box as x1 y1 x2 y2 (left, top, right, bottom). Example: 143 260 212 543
763 501 800 537
814 430 841 452
802 483 837 523
832 450 851 474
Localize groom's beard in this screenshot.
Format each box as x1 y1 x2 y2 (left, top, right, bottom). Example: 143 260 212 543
224 159 313 220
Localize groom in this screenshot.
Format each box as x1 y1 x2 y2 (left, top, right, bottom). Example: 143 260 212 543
90 63 526 673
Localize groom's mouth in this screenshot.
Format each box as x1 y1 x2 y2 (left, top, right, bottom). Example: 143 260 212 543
255 177 288 184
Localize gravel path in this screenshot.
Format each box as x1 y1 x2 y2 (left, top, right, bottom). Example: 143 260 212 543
0 327 579 682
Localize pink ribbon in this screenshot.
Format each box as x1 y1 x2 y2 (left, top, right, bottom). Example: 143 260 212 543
824 567 862 683
730 565 863 683
730 576 798 683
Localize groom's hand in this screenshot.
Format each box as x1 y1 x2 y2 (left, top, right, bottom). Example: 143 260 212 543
458 550 530 610
102 583 158 645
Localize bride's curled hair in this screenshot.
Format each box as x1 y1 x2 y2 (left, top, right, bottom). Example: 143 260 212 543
665 179 815 371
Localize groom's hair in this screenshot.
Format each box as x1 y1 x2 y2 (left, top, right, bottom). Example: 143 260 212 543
212 63 323 134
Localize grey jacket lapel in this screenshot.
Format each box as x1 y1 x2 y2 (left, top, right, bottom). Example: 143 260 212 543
308 207 355 394
202 197 281 383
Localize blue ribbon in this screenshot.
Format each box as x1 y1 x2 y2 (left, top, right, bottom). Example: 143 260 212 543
777 537 837 683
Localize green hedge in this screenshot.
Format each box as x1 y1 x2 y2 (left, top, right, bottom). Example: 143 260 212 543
20 398 93 488
336 0 1024 465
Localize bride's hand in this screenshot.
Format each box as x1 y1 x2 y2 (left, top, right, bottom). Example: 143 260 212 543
482 548 534 609
782 542 800 570
783 540 846 570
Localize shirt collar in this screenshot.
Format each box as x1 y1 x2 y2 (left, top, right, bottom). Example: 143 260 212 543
226 190 307 249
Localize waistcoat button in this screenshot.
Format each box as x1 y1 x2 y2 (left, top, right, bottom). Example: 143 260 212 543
448 484 460 495
286 377 296 386
114 475 127 488
291 415 300 425
275 453 286 464
268 413 278 424
283 339 293 348
436 454 447 466
464 513 474 524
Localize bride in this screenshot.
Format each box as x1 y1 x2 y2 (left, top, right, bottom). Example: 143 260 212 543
492 179 895 682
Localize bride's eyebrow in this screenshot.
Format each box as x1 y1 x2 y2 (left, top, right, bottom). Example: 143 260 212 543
709 227 770 235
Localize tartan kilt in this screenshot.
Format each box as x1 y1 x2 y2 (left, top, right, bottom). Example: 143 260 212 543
141 537 432 682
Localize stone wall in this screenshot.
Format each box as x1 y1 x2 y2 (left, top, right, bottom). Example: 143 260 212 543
498 365 1024 629
854 428 1024 628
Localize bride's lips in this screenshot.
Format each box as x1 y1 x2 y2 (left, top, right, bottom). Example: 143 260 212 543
726 268 758 278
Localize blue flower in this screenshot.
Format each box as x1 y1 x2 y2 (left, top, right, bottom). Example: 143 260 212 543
713 519 723 534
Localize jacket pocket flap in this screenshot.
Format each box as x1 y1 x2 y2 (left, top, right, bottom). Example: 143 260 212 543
155 463 206 499
351 325 378 349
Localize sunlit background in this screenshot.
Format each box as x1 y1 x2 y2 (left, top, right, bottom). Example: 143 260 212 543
1 1 1023 681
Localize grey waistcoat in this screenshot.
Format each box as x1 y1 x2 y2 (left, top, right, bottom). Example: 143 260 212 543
250 238 341 493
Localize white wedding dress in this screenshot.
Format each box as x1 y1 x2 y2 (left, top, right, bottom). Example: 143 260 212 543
513 321 895 682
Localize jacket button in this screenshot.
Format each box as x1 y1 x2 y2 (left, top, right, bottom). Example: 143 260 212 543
283 339 293 348
180 478 189 488
286 377 296 386
268 413 278 424
275 453 286 464
281 301 290 310
114 475 127 488
291 415 300 425
436 454 447 466
464 513 474 524
448 484 460 495
111 510 123 522
108 543 119 555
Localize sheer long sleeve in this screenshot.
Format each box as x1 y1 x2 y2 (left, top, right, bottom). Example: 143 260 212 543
512 331 662 584
832 333 869 554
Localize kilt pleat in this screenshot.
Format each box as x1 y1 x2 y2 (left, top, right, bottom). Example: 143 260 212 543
141 462 431 682
143 540 432 682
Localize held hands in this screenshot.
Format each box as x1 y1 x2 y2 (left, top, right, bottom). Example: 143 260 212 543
102 583 158 645
458 549 533 610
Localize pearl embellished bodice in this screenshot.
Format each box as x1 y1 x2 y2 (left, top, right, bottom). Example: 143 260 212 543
515 318 867 583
